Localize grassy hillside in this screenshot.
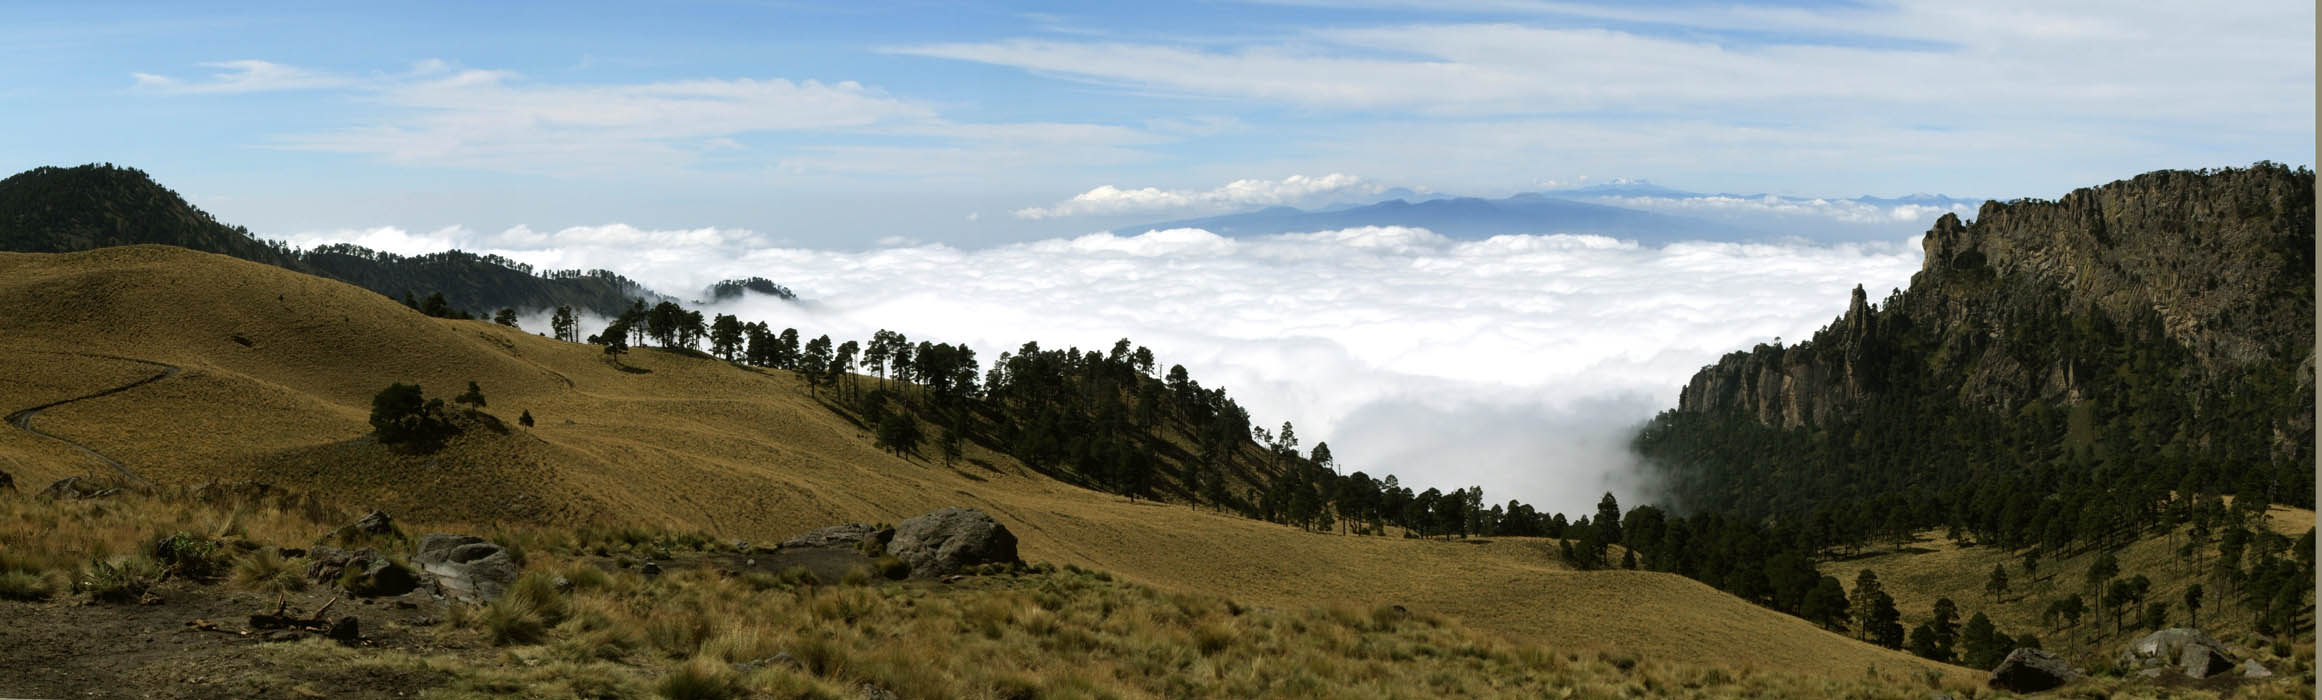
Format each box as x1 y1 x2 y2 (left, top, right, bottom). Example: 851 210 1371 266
1825 506 2315 680
0 245 1978 687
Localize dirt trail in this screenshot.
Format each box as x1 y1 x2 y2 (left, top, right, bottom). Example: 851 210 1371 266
5 352 180 487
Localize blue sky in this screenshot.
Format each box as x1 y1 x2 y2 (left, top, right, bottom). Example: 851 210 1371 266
2 0 2310 248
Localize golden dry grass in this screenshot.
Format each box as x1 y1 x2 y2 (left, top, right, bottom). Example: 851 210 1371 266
0 245 1976 684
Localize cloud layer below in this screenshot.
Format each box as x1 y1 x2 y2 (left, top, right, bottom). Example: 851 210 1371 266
285 224 1924 515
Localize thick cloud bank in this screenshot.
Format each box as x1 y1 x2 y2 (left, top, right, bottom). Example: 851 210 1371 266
287 224 1922 515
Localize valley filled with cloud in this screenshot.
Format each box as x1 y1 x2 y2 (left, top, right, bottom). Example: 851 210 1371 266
286 222 1924 514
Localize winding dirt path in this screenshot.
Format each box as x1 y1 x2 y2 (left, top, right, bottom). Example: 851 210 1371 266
5 352 180 487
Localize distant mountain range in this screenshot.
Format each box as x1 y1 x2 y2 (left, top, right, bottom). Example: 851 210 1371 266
1133 192 1762 244
1125 183 1985 244
0 164 663 317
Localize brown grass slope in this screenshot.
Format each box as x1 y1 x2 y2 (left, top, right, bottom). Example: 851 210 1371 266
0 244 1971 682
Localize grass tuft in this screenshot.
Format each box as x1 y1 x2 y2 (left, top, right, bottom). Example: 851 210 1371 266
482 571 571 646
229 549 307 595
654 656 741 700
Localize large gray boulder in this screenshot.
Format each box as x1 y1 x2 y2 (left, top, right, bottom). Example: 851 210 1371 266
888 507 1019 578
413 534 521 603
2120 628 2236 679
1987 648 2077 693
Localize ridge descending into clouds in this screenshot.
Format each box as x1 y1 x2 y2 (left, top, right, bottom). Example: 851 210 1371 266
287 223 1923 515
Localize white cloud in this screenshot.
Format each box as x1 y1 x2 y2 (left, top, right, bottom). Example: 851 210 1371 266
278 70 936 175
283 222 1924 515
131 59 350 94
896 3 2311 127
1016 173 1382 219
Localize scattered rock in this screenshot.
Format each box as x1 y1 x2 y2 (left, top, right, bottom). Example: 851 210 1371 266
306 546 418 596
187 481 274 505
640 561 662 577
887 507 1020 578
38 476 122 500
2120 628 2237 679
1988 648 2077 693
412 534 521 604
859 683 899 700
782 523 880 549
322 511 404 545
327 616 361 643
2239 660 2273 678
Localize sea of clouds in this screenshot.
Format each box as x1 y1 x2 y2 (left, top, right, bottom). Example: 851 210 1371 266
286 224 1924 516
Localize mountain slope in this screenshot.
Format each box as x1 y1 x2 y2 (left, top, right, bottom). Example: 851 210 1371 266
0 244 1973 683
0 164 655 316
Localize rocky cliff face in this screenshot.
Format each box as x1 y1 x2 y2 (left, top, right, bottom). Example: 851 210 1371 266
1676 163 2314 430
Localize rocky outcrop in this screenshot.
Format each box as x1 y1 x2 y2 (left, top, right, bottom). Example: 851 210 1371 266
782 524 883 549
306 546 418 597
413 534 521 604
887 507 1020 578
1676 164 2313 430
38 476 122 500
1987 647 2077 692
2119 628 2238 679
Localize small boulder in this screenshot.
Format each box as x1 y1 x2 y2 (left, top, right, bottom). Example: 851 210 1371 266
782 523 879 549
306 546 418 596
2120 628 2236 679
413 534 521 604
1988 648 2077 693
2239 660 2273 678
322 511 404 545
887 507 1020 578
327 616 361 643
38 476 121 500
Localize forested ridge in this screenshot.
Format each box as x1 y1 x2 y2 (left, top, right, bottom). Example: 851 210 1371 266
0 164 656 317
1629 163 2316 662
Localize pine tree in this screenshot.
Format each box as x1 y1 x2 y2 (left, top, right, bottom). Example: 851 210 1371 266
518 410 534 428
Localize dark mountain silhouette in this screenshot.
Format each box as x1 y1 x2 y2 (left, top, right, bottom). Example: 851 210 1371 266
0 164 660 317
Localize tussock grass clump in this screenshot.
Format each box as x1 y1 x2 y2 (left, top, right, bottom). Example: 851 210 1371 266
654 656 741 700
482 571 572 646
0 569 57 601
229 549 306 595
0 549 58 601
839 566 875 587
